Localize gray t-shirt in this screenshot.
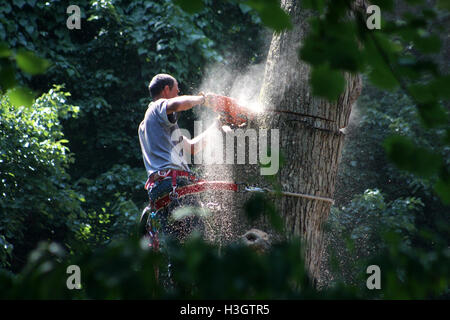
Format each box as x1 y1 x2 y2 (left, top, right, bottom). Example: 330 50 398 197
138 99 190 177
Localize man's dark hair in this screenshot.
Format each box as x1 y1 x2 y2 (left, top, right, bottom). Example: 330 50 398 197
148 74 175 98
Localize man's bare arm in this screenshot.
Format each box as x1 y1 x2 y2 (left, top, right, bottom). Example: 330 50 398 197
166 95 205 114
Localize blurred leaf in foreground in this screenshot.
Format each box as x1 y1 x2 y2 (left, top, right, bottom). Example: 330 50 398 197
15 49 51 75
6 86 35 108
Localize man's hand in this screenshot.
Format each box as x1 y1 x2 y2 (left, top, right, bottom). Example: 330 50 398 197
198 92 220 109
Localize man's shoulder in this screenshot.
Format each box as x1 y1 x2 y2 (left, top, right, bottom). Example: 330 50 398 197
144 98 176 125
145 99 165 116
149 98 167 109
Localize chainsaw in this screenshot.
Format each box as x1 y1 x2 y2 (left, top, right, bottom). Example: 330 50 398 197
202 93 335 129
203 93 254 129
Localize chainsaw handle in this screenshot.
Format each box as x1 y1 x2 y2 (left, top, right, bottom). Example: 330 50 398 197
197 92 221 110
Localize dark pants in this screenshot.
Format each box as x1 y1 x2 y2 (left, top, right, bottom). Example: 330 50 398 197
143 177 204 244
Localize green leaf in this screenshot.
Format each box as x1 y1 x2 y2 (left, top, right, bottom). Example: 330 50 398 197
15 49 50 75
174 0 204 13
6 86 35 108
0 61 17 90
363 35 400 90
408 84 434 103
330 43 362 72
247 0 292 32
429 75 450 99
409 83 448 127
396 58 438 79
244 193 283 232
299 34 327 66
413 33 441 54
300 21 362 72
0 43 11 58
383 135 442 177
435 178 450 205
417 102 448 128
310 64 346 101
365 58 399 90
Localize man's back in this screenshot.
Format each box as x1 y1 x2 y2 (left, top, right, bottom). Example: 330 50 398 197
138 99 189 177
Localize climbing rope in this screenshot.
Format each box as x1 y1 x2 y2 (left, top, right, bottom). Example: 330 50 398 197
244 186 335 205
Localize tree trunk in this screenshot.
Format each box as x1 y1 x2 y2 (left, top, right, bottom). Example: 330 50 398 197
257 0 362 283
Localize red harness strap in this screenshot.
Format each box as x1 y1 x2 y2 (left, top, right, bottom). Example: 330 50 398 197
144 169 197 191
153 180 238 212
144 169 238 212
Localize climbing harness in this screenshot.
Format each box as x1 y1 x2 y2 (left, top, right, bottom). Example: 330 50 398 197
142 169 238 249
141 169 335 250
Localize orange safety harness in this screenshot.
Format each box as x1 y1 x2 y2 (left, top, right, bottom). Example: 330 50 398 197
144 169 238 212
142 169 239 250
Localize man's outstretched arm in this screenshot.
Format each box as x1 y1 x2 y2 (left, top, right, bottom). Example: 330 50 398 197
166 95 205 114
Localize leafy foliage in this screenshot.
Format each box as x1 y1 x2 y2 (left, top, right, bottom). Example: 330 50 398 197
0 86 84 271
327 189 422 285
298 0 450 203
0 235 353 299
72 164 146 246
367 231 449 299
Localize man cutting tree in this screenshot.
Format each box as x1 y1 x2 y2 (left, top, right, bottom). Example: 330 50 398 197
138 73 234 246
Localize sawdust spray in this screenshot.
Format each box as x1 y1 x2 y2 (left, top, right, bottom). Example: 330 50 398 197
191 62 267 247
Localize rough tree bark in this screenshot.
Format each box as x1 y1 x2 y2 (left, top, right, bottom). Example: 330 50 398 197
257 0 362 283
